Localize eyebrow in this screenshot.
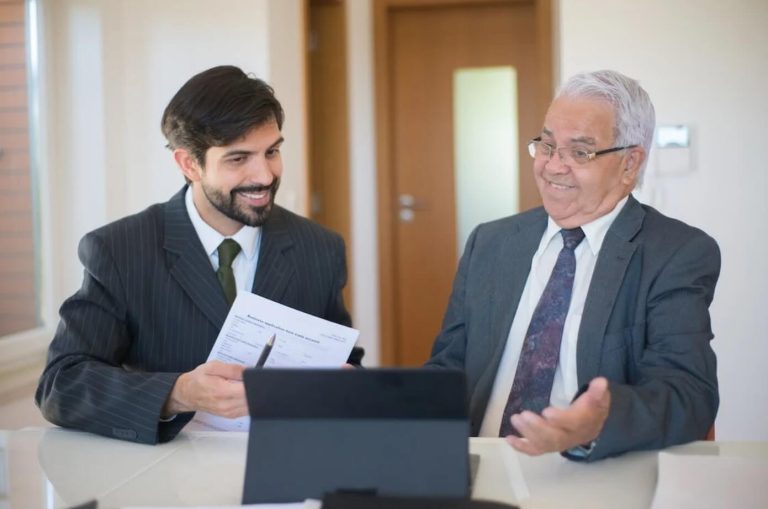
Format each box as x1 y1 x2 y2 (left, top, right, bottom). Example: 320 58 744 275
221 136 284 158
222 149 252 158
541 128 597 146
570 136 597 146
269 137 285 150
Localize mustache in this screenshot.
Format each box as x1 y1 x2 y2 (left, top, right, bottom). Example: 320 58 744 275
232 180 279 195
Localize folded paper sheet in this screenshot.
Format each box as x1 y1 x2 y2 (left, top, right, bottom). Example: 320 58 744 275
194 292 359 431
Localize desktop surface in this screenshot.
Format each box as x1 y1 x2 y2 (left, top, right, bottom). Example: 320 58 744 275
1 428 766 509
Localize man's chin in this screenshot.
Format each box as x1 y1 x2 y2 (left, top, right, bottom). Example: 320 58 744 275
230 191 276 226
241 203 274 227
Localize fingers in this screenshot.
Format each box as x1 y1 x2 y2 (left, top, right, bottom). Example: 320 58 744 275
579 377 610 408
194 362 247 417
506 435 544 456
204 360 246 381
540 402 589 432
541 377 611 428
509 411 567 454
504 377 612 456
205 380 248 418
164 361 248 418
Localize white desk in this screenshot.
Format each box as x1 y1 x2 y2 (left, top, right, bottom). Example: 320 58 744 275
1 428 766 508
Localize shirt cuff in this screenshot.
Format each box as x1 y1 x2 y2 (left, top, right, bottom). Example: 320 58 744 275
563 439 597 461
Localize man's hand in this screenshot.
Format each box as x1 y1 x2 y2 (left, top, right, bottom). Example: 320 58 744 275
162 361 247 418
504 377 611 456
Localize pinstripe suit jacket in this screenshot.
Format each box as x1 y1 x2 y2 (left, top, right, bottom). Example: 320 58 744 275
36 187 352 444
426 195 720 460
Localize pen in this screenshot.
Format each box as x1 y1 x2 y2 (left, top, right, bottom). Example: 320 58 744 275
255 334 275 368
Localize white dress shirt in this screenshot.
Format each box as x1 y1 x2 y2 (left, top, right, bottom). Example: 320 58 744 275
184 187 261 293
479 196 628 437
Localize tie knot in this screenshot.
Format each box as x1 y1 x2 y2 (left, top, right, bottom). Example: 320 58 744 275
560 227 585 251
217 238 241 268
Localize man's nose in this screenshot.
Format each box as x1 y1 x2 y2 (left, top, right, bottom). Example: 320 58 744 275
246 155 274 181
545 149 569 172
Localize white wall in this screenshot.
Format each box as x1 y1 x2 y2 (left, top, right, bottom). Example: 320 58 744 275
558 0 768 441
40 0 305 315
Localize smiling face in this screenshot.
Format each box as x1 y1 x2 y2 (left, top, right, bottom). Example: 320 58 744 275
534 96 644 229
175 121 284 236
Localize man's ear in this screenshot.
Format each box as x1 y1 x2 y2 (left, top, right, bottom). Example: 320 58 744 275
173 148 203 183
621 146 645 185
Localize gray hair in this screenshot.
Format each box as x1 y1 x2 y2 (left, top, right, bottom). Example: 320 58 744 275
557 70 655 185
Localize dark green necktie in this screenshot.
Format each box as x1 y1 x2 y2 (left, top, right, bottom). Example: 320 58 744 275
217 239 241 306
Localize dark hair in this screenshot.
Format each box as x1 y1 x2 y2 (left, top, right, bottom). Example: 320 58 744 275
161 65 284 165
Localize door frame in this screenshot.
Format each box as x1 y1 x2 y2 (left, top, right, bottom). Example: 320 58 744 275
373 0 554 365
305 0 353 310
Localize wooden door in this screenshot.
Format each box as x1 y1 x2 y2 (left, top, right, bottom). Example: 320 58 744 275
375 0 553 366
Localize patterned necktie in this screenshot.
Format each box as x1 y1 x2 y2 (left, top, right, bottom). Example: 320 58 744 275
217 238 241 306
499 227 585 437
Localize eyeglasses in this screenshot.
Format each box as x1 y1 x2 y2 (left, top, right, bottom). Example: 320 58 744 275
527 137 637 166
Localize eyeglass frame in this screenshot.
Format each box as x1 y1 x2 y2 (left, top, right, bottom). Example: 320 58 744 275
527 136 638 165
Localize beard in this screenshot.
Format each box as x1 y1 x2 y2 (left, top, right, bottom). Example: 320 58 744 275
201 178 280 227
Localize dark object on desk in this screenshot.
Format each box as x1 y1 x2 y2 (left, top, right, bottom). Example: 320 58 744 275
323 493 519 509
241 368 470 503
66 500 98 509
347 345 365 366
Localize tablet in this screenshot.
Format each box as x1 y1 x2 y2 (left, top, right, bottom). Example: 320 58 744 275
242 368 470 503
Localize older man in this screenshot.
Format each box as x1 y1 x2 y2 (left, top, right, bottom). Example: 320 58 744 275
427 70 719 461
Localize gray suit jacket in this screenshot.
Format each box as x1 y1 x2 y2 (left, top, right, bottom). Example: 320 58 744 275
36 187 352 444
426 195 720 460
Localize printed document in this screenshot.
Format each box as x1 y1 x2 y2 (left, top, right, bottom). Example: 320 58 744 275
194 292 359 431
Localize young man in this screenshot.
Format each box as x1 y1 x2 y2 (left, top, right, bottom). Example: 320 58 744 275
36 65 359 444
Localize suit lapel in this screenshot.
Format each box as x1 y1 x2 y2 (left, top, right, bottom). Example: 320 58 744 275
163 187 230 330
252 206 295 302
577 195 644 384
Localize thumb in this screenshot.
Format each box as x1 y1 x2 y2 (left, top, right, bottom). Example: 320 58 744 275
206 361 246 381
580 377 610 408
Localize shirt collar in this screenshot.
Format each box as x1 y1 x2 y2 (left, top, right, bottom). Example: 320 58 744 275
543 195 629 256
185 186 260 261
